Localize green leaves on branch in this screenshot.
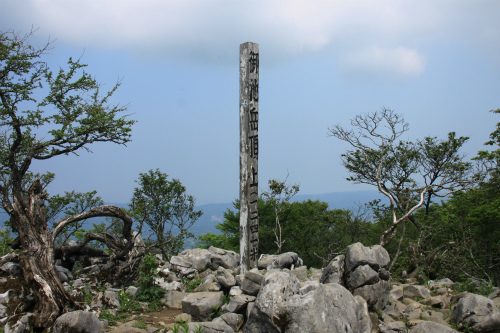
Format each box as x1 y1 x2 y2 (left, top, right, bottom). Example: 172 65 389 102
131 169 202 259
0 29 135 178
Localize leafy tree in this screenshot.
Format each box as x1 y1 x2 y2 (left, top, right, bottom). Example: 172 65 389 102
0 29 135 329
197 196 369 268
328 108 474 254
261 175 299 254
131 169 202 260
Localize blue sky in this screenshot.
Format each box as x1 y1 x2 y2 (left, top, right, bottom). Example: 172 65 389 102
1 1 499 205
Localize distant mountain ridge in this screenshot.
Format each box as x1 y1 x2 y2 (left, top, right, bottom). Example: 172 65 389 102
190 190 385 237
1 190 385 240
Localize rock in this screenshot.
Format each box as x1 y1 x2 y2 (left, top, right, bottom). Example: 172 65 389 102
181 291 224 321
420 309 448 326
299 280 320 294
257 252 299 269
390 285 404 302
346 265 379 289
409 321 459 333
52 311 103 333
240 270 264 296
353 280 390 311
0 262 22 276
156 278 184 292
229 286 242 296
171 248 212 272
384 301 406 321
4 313 33 333
244 270 370 333
428 278 455 290
226 294 256 313
308 268 322 281
344 243 390 273
488 289 500 300
379 321 408 333
188 321 234 333
454 293 500 332
164 291 186 309
320 255 345 285
174 313 192 323
193 274 219 292
290 266 308 282
125 286 139 298
55 265 73 283
107 328 147 333
420 295 450 309
354 295 372 333
215 313 244 331
216 267 236 288
208 247 240 270
379 268 391 281
104 290 120 308
403 285 431 300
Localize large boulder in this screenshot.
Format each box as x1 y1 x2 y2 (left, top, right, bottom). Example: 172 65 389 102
346 265 379 289
188 321 234 333
454 293 500 332
170 248 212 273
182 291 224 321
258 252 300 269
403 285 431 300
52 311 103 333
226 294 256 313
410 321 459 333
343 243 391 311
244 270 371 333
208 247 240 271
352 280 390 311
240 270 264 296
344 243 390 273
320 255 344 284
5 313 33 333
216 267 236 289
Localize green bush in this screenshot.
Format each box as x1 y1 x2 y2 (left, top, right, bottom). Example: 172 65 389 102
135 255 166 310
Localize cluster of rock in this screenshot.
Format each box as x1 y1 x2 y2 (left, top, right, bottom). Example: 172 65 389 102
1 243 500 333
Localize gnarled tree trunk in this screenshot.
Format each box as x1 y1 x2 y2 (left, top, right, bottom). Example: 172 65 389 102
5 179 135 330
12 181 77 329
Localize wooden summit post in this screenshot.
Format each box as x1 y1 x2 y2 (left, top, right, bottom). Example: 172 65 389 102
239 42 259 273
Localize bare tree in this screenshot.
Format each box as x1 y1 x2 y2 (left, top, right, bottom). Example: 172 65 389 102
329 108 474 247
261 174 299 254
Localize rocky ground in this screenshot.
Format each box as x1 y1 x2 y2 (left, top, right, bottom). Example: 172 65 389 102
1 244 500 333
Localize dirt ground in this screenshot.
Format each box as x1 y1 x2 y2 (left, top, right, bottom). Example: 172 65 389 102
136 307 184 326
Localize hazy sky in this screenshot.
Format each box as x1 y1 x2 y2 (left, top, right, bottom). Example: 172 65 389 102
1 1 499 205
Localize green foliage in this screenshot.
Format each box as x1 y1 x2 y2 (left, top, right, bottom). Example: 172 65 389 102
118 291 144 312
84 292 93 305
99 310 130 327
182 277 204 293
171 320 190 333
192 325 206 333
0 228 13 256
261 176 300 253
454 280 494 297
198 197 372 268
131 169 202 260
135 320 147 329
135 255 166 310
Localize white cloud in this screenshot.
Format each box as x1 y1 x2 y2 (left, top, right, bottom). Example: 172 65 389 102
340 46 427 79
1 0 498 75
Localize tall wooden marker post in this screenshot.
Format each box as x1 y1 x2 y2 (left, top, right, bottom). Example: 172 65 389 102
239 42 259 273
